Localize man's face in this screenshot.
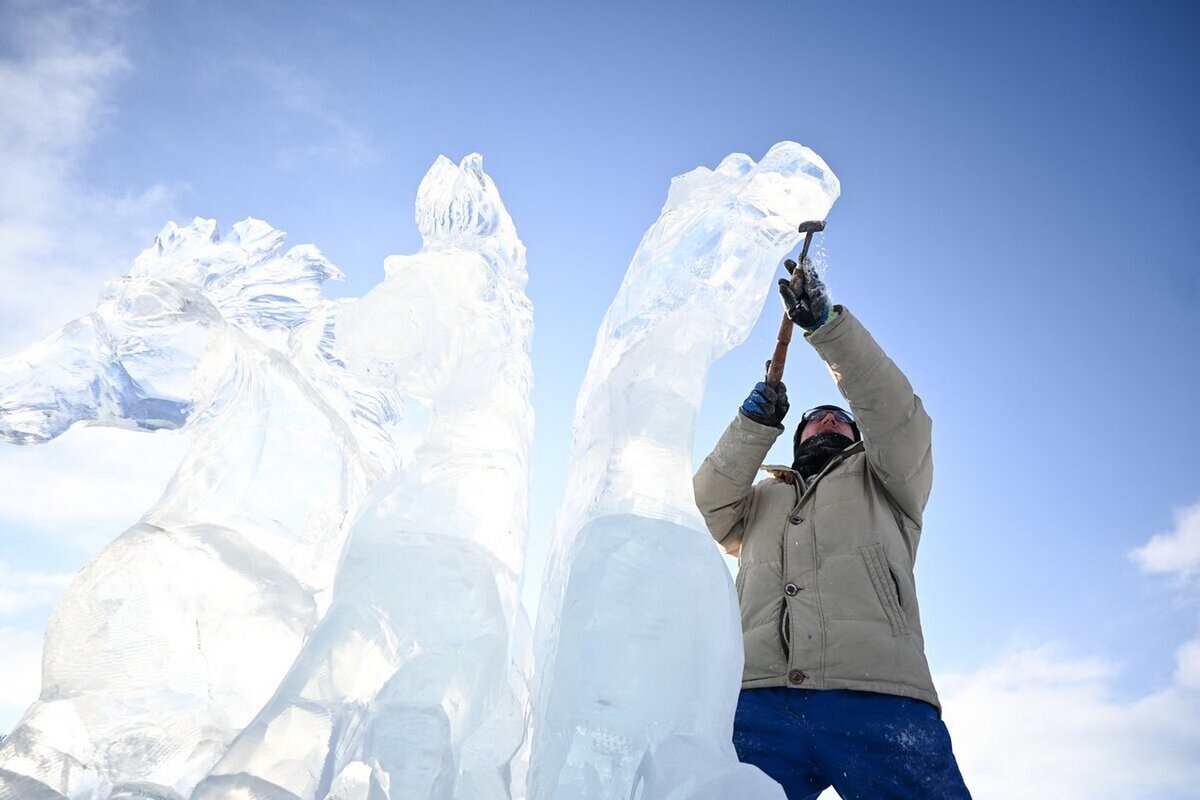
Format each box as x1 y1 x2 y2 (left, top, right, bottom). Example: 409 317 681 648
799 409 855 443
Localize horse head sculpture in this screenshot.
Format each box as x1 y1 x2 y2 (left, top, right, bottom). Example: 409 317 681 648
0 217 402 800
0 217 346 443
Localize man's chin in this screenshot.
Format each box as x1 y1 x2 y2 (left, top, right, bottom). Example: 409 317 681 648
792 431 855 477
801 431 853 450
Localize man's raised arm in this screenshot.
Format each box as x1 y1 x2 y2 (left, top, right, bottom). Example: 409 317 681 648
693 388 785 556
806 305 933 529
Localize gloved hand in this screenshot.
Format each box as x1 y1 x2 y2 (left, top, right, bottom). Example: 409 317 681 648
740 381 789 429
778 260 830 331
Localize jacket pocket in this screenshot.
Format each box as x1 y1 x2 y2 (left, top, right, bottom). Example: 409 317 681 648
860 543 911 637
779 600 792 660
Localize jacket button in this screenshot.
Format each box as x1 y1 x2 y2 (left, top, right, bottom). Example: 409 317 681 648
788 669 807 685
788 515 803 525
784 583 799 596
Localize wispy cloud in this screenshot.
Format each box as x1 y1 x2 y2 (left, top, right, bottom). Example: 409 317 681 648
0 0 180 355
239 57 378 170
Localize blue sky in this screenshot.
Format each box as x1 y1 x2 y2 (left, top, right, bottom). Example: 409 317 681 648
0 1 1198 796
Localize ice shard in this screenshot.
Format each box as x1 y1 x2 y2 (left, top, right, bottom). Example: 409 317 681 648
192 154 535 800
528 142 840 799
0 219 400 800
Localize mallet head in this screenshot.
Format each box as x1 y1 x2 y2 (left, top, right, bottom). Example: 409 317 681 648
796 219 826 263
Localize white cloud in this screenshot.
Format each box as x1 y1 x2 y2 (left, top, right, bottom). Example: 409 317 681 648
935 643 1200 800
0 563 71 617
1131 501 1200 581
1175 638 1200 691
0 3 128 210
0 426 190 549
926 499 1200 799
0 627 44 734
240 57 379 170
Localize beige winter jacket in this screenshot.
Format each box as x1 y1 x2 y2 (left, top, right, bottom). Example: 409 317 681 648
693 306 940 710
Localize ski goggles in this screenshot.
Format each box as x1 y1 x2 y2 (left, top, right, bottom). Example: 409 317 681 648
800 406 856 427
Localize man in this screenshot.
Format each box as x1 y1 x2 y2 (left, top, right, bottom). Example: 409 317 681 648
693 263 971 799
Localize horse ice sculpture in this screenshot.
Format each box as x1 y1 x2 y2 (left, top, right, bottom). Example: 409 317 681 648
0 219 401 800
529 142 839 799
193 154 535 800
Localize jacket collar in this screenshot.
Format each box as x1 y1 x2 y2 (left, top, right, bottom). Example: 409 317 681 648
760 439 865 486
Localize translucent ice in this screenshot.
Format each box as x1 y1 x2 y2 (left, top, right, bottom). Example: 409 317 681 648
0 219 400 799
192 154 535 800
529 142 839 799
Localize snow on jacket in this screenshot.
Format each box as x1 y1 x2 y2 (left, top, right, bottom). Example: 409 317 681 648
693 306 940 710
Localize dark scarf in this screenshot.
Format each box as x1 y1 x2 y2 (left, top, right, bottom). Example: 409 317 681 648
792 431 854 478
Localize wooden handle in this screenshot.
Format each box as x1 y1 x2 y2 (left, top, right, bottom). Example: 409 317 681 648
766 260 806 387
766 313 793 387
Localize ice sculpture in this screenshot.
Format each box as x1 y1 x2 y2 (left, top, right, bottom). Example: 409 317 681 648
192 154 535 800
529 142 840 799
0 220 400 800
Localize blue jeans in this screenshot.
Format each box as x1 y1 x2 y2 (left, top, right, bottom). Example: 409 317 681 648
733 687 972 800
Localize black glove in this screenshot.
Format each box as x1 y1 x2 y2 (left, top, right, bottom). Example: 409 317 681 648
740 381 789 429
778 260 830 331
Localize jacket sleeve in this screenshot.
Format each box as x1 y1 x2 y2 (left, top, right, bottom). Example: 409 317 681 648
692 412 782 555
806 306 933 525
